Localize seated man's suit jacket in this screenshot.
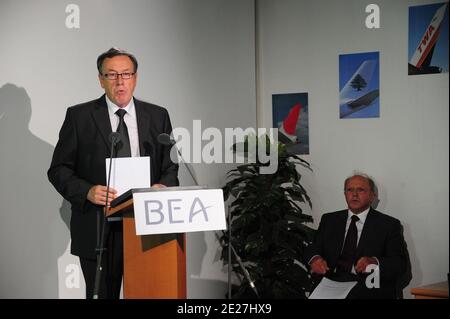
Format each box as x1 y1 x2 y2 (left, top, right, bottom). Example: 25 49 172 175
304 208 411 298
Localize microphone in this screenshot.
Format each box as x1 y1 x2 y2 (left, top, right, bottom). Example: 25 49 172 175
157 132 175 146
157 133 260 298
93 131 120 299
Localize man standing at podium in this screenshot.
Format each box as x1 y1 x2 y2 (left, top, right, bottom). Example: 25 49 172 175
48 48 179 298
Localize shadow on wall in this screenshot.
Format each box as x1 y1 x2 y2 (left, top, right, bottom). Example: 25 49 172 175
181 164 228 298
0 83 70 298
187 230 228 298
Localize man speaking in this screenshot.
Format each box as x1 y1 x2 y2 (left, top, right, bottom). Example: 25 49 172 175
48 47 178 298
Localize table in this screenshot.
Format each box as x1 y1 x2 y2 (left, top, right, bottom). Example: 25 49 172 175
411 281 448 299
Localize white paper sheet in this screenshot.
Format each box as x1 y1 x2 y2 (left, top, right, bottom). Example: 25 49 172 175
105 156 151 196
308 277 358 299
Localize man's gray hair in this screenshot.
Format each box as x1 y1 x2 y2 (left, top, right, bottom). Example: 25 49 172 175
344 172 376 193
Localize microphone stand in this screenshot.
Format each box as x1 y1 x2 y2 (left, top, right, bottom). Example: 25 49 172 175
215 224 260 299
159 133 259 299
93 133 120 299
228 211 231 298
175 148 199 187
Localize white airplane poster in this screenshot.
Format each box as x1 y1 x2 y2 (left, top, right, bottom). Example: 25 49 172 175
339 52 380 119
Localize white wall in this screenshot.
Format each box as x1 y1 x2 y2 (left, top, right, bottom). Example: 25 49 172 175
257 0 449 298
1 0 447 300
0 0 255 298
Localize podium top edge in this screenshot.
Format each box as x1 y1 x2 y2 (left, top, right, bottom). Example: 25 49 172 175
131 186 208 193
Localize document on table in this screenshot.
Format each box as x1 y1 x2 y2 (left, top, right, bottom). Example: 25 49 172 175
309 277 358 299
105 156 151 197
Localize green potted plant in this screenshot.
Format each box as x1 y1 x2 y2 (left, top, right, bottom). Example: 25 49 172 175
219 135 316 298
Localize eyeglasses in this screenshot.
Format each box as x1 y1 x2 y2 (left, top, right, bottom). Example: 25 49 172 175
102 72 135 80
344 188 368 194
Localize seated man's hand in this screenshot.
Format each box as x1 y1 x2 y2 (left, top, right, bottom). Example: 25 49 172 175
355 256 378 273
310 256 329 275
151 184 167 189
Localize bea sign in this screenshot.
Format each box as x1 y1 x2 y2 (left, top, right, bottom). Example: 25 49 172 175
133 189 226 235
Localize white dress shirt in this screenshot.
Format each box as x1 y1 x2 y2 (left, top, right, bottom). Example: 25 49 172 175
344 208 379 274
344 208 370 247
105 95 140 157
309 207 379 273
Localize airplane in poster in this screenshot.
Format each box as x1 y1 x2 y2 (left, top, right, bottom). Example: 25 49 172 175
408 3 448 75
339 59 379 118
278 103 301 144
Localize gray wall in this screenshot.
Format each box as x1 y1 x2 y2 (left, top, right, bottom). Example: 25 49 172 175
257 0 449 298
0 0 255 298
1 0 448 299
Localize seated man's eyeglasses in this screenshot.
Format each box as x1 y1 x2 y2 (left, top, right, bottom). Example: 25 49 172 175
345 187 367 194
102 72 135 80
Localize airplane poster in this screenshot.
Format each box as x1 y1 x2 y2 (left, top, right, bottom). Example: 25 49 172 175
408 2 449 75
272 92 309 155
339 52 380 119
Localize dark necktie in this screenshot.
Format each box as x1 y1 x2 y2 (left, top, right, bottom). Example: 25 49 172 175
337 215 359 273
115 109 131 157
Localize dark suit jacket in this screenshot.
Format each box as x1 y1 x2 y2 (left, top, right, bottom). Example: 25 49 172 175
48 95 179 258
304 208 411 298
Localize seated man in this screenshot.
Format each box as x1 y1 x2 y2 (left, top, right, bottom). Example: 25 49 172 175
304 173 411 299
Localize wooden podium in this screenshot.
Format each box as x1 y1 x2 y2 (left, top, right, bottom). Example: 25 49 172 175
106 198 186 299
